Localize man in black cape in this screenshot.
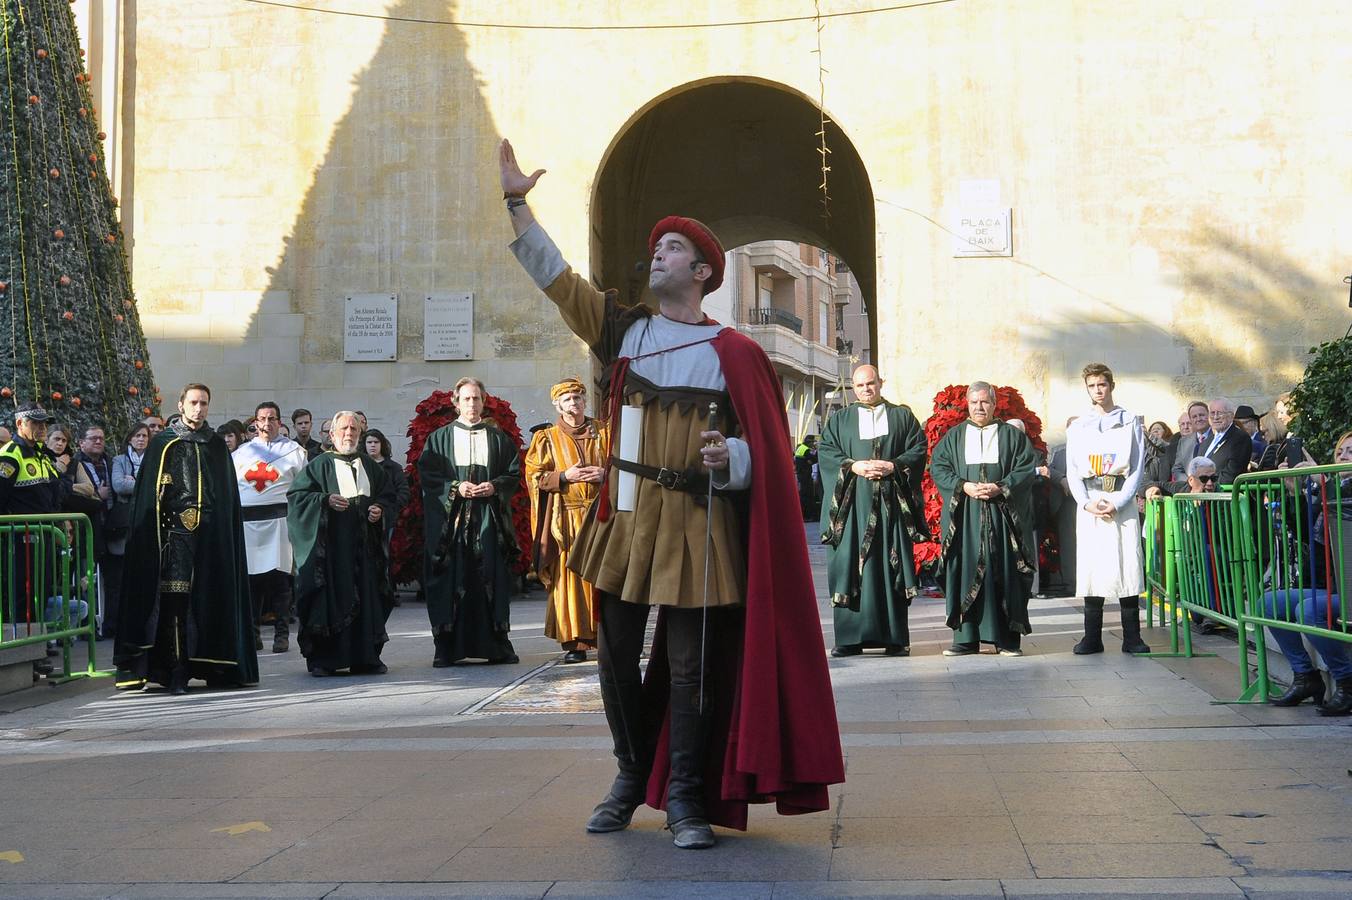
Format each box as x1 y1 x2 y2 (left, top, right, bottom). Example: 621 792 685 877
115 384 257 693
418 376 522 666
288 411 396 676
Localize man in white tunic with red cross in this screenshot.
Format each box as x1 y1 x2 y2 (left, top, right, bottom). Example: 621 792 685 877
234 401 308 653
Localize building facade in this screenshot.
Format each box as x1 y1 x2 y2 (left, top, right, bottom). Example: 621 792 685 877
73 1 1352 453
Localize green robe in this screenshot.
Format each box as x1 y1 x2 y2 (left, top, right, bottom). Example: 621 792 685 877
115 422 258 687
417 420 521 661
929 420 1038 647
819 401 929 648
288 452 396 672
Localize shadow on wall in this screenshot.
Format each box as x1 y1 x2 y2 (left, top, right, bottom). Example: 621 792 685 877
1021 225 1338 405
243 2 564 435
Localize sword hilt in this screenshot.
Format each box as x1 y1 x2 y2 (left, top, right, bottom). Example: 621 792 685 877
705 401 719 445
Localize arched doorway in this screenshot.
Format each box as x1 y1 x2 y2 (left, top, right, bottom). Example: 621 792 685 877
589 77 876 353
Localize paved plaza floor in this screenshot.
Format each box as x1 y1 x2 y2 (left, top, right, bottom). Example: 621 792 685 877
1 528 1349 898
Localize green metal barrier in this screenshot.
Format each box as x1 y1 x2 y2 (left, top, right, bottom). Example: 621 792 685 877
1 513 108 683
1140 496 1201 658
1230 463 1351 703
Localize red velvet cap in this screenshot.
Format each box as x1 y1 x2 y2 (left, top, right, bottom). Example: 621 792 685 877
648 215 725 294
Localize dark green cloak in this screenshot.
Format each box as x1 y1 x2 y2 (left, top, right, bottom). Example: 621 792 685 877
819 401 929 647
288 452 396 671
929 420 1038 645
114 423 258 686
417 420 521 659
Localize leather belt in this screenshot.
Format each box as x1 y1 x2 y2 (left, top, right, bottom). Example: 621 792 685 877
608 456 710 496
241 502 288 522
1082 475 1122 492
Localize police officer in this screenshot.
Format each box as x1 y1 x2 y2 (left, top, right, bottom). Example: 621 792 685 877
1 402 66 677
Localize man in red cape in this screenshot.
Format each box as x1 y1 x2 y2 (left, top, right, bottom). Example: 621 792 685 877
498 140 843 849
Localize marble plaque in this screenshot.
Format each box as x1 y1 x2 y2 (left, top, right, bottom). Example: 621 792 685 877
424 292 474 360
952 208 1013 257
344 293 398 361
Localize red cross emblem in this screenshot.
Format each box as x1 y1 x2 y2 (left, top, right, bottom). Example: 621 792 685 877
244 460 280 493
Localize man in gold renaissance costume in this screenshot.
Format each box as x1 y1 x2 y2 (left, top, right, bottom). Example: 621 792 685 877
525 378 606 663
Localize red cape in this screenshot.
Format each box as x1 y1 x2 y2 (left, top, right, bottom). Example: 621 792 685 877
643 327 845 829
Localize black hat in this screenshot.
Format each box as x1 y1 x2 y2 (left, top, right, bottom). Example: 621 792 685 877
14 402 52 423
1234 404 1260 422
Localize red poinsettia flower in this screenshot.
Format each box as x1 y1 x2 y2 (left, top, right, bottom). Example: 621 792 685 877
390 389 533 586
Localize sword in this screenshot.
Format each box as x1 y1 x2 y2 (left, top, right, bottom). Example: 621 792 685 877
699 400 719 714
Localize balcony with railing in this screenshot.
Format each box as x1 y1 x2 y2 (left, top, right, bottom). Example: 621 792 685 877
745 306 803 334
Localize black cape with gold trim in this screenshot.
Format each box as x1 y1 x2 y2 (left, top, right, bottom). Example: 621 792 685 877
114 423 258 686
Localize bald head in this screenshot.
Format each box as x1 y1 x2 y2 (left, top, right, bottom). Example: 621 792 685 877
852 365 883 405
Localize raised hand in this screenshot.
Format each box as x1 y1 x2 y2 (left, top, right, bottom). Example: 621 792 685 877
499 139 545 196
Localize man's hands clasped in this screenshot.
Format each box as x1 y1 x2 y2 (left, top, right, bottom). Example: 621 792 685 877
962 481 1003 501
851 459 895 481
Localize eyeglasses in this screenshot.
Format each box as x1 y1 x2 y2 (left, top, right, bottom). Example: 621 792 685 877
1197 474 1219 483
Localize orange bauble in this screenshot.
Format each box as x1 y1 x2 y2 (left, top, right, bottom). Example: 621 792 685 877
0 387 11 398
49 167 60 178
27 95 38 105
53 229 64 240
134 360 144 369
142 406 152 416
36 49 47 59
113 314 124 324
51 391 62 401
71 397 81 408
87 153 97 163
127 386 139 396
106 234 117 244
97 131 107 140
62 311 74 321
77 107 87 117
58 275 71 287
0 281 7 293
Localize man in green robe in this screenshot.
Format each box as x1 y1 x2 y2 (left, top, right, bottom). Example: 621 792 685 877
930 381 1038 657
418 377 522 666
819 365 929 657
288 411 397 676
115 384 257 694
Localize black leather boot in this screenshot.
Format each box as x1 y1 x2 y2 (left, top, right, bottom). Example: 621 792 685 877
1073 597 1105 654
1272 670 1325 707
587 671 651 833
1316 677 1352 717
664 681 715 849
272 618 290 653
432 632 453 667
1119 596 1151 654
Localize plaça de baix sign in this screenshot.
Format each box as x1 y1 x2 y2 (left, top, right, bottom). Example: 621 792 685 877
344 293 398 361
952 208 1013 257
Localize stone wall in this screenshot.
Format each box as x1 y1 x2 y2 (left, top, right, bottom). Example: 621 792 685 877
117 1 1352 451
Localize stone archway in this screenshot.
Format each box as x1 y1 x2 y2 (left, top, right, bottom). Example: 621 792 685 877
590 77 876 347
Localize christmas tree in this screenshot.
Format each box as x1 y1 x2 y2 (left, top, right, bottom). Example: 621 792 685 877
1 0 157 442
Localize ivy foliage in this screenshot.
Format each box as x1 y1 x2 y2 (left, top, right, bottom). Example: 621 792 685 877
1289 335 1352 463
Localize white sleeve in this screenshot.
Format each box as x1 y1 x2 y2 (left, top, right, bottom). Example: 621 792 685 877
508 222 568 289
710 437 751 492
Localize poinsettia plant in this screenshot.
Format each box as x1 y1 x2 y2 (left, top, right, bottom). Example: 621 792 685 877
390 388 532 586
912 384 1058 575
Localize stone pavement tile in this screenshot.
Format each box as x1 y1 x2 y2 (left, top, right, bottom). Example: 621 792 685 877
1150 785 1350 817
52 797 227 826
984 750 1136 772
545 882 770 899
1188 811 1352 842
0 818 169 851
115 885 338 899
234 818 482 882
1010 812 1208 844
771 882 1001 898
1023 841 1246 877
833 815 1019 847
353 783 540 822
64 847 278 883
828 841 1034 880
1216 838 1352 872
1000 876 1244 897
468 812 611 848
327 885 550 900
998 785 1178 817
0 849 99 885
0 886 113 899
844 748 990 775
432 844 634 881
837 780 1001 818
626 832 833 881
1235 874 1352 896
125 813 334 851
